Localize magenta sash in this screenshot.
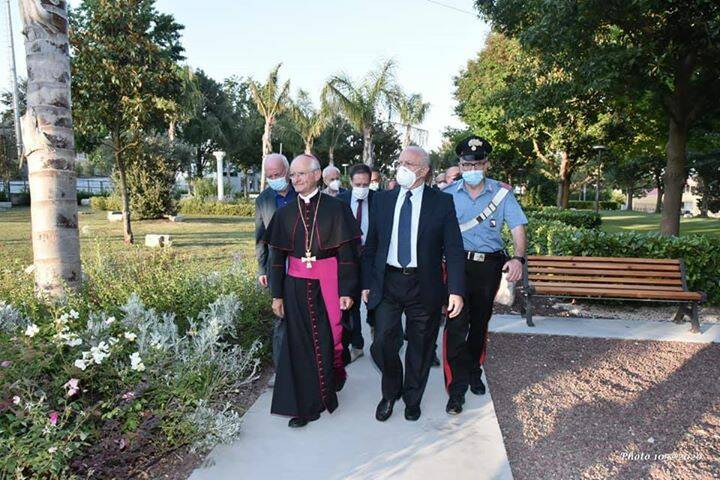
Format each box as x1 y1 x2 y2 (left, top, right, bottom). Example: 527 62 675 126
287 256 346 380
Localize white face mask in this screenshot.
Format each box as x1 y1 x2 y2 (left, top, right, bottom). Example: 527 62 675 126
369 182 380 191
353 186 369 200
395 166 418 189
328 179 341 191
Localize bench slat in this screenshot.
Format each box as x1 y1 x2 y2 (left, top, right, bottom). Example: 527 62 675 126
528 255 680 265
528 267 682 278
532 286 703 301
529 260 680 271
527 281 685 292
528 274 683 286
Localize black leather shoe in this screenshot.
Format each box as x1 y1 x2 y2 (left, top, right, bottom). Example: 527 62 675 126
405 405 421 421
432 353 441 367
288 413 319 428
470 379 486 395
376 398 395 421
446 395 464 415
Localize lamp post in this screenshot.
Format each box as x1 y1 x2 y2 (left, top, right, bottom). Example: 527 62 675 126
592 145 607 213
213 151 226 201
341 163 349 177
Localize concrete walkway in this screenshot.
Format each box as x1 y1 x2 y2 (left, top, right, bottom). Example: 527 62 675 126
491 314 720 344
191 314 513 480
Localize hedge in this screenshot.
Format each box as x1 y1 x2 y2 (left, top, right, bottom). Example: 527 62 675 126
89 195 122 212
568 200 620 210
177 198 255 216
527 207 602 229
505 221 720 304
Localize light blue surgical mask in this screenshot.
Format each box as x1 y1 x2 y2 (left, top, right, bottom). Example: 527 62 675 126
462 170 485 186
267 176 288 192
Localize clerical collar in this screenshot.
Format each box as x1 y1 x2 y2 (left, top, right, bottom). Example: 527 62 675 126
299 188 319 204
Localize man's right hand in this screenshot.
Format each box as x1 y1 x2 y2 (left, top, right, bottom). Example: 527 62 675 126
272 298 284 318
361 289 370 304
258 275 268 288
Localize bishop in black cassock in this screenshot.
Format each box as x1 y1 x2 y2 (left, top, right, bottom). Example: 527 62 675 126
263 154 361 428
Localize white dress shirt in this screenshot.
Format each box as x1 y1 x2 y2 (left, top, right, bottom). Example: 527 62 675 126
350 194 369 245
387 184 425 267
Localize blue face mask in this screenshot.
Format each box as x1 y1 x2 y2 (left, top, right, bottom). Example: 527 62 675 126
462 170 485 186
267 176 288 192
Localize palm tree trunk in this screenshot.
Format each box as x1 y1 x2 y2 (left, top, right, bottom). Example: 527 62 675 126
363 125 373 167
261 119 273 190
402 124 412 149
328 145 335 166
304 137 314 155
20 0 81 298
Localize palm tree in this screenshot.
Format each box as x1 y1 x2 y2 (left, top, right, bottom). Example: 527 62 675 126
323 60 397 166
394 92 430 148
19 0 81 297
289 90 329 155
249 64 290 190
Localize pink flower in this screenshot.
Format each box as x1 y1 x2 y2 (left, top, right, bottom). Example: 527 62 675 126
63 378 80 397
49 411 59 426
0 360 11 368
122 391 135 401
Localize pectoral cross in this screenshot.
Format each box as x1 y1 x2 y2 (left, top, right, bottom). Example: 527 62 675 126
302 250 316 269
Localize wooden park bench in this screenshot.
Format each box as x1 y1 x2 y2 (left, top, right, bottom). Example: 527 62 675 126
517 255 706 332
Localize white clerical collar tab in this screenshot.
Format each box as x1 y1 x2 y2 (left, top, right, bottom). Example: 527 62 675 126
299 188 319 204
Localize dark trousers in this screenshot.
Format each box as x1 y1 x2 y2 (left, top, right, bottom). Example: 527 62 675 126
371 270 440 408
443 255 503 397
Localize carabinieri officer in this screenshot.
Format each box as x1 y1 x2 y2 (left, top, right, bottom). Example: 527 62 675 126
442 136 528 415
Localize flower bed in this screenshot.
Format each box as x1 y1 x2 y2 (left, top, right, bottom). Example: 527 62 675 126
0 251 272 478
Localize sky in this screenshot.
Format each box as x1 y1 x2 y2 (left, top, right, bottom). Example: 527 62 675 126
2 0 490 150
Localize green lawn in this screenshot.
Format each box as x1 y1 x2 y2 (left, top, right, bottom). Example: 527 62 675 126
601 210 720 237
0 207 256 266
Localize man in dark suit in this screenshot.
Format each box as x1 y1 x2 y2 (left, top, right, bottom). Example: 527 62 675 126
362 146 465 422
255 153 296 368
338 163 375 363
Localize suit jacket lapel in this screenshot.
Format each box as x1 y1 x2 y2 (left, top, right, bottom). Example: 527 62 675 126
418 186 435 239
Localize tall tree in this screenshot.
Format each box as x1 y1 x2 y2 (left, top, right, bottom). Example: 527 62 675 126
288 90 329 155
476 0 720 235
324 59 397 166
19 0 81 297
249 64 290 190
394 92 430 148
71 0 185 244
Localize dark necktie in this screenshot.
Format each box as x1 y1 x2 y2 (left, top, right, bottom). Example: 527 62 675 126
398 190 412 267
356 198 363 226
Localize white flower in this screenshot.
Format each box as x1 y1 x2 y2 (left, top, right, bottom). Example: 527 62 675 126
69 309 80 319
129 352 145 372
90 342 110 365
123 332 137 342
108 337 119 346
12 395 20 405
48 446 57 454
66 336 82 347
24 324 39 338
105 316 116 325
63 378 80 397
74 359 88 371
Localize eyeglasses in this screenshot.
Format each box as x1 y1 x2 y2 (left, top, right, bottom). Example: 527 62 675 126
459 160 488 171
289 169 319 179
394 160 423 170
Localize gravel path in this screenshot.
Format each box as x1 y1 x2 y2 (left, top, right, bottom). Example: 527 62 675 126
485 333 720 480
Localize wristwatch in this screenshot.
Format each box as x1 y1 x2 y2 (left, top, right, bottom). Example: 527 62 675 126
511 256 526 264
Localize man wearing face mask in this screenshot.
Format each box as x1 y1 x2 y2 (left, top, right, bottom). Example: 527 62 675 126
362 146 465 422
255 153 297 370
321 165 346 197
441 136 527 415
338 164 375 362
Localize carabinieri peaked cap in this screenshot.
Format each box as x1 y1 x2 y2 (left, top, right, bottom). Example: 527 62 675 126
455 135 492 160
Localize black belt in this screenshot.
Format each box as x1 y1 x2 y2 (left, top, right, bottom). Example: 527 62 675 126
387 265 418 275
465 250 505 262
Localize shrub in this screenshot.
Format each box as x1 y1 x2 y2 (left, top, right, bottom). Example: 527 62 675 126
192 178 232 200
0 190 6 202
567 200 620 210
178 198 255 216
527 206 602 229
0 250 272 478
89 195 122 212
